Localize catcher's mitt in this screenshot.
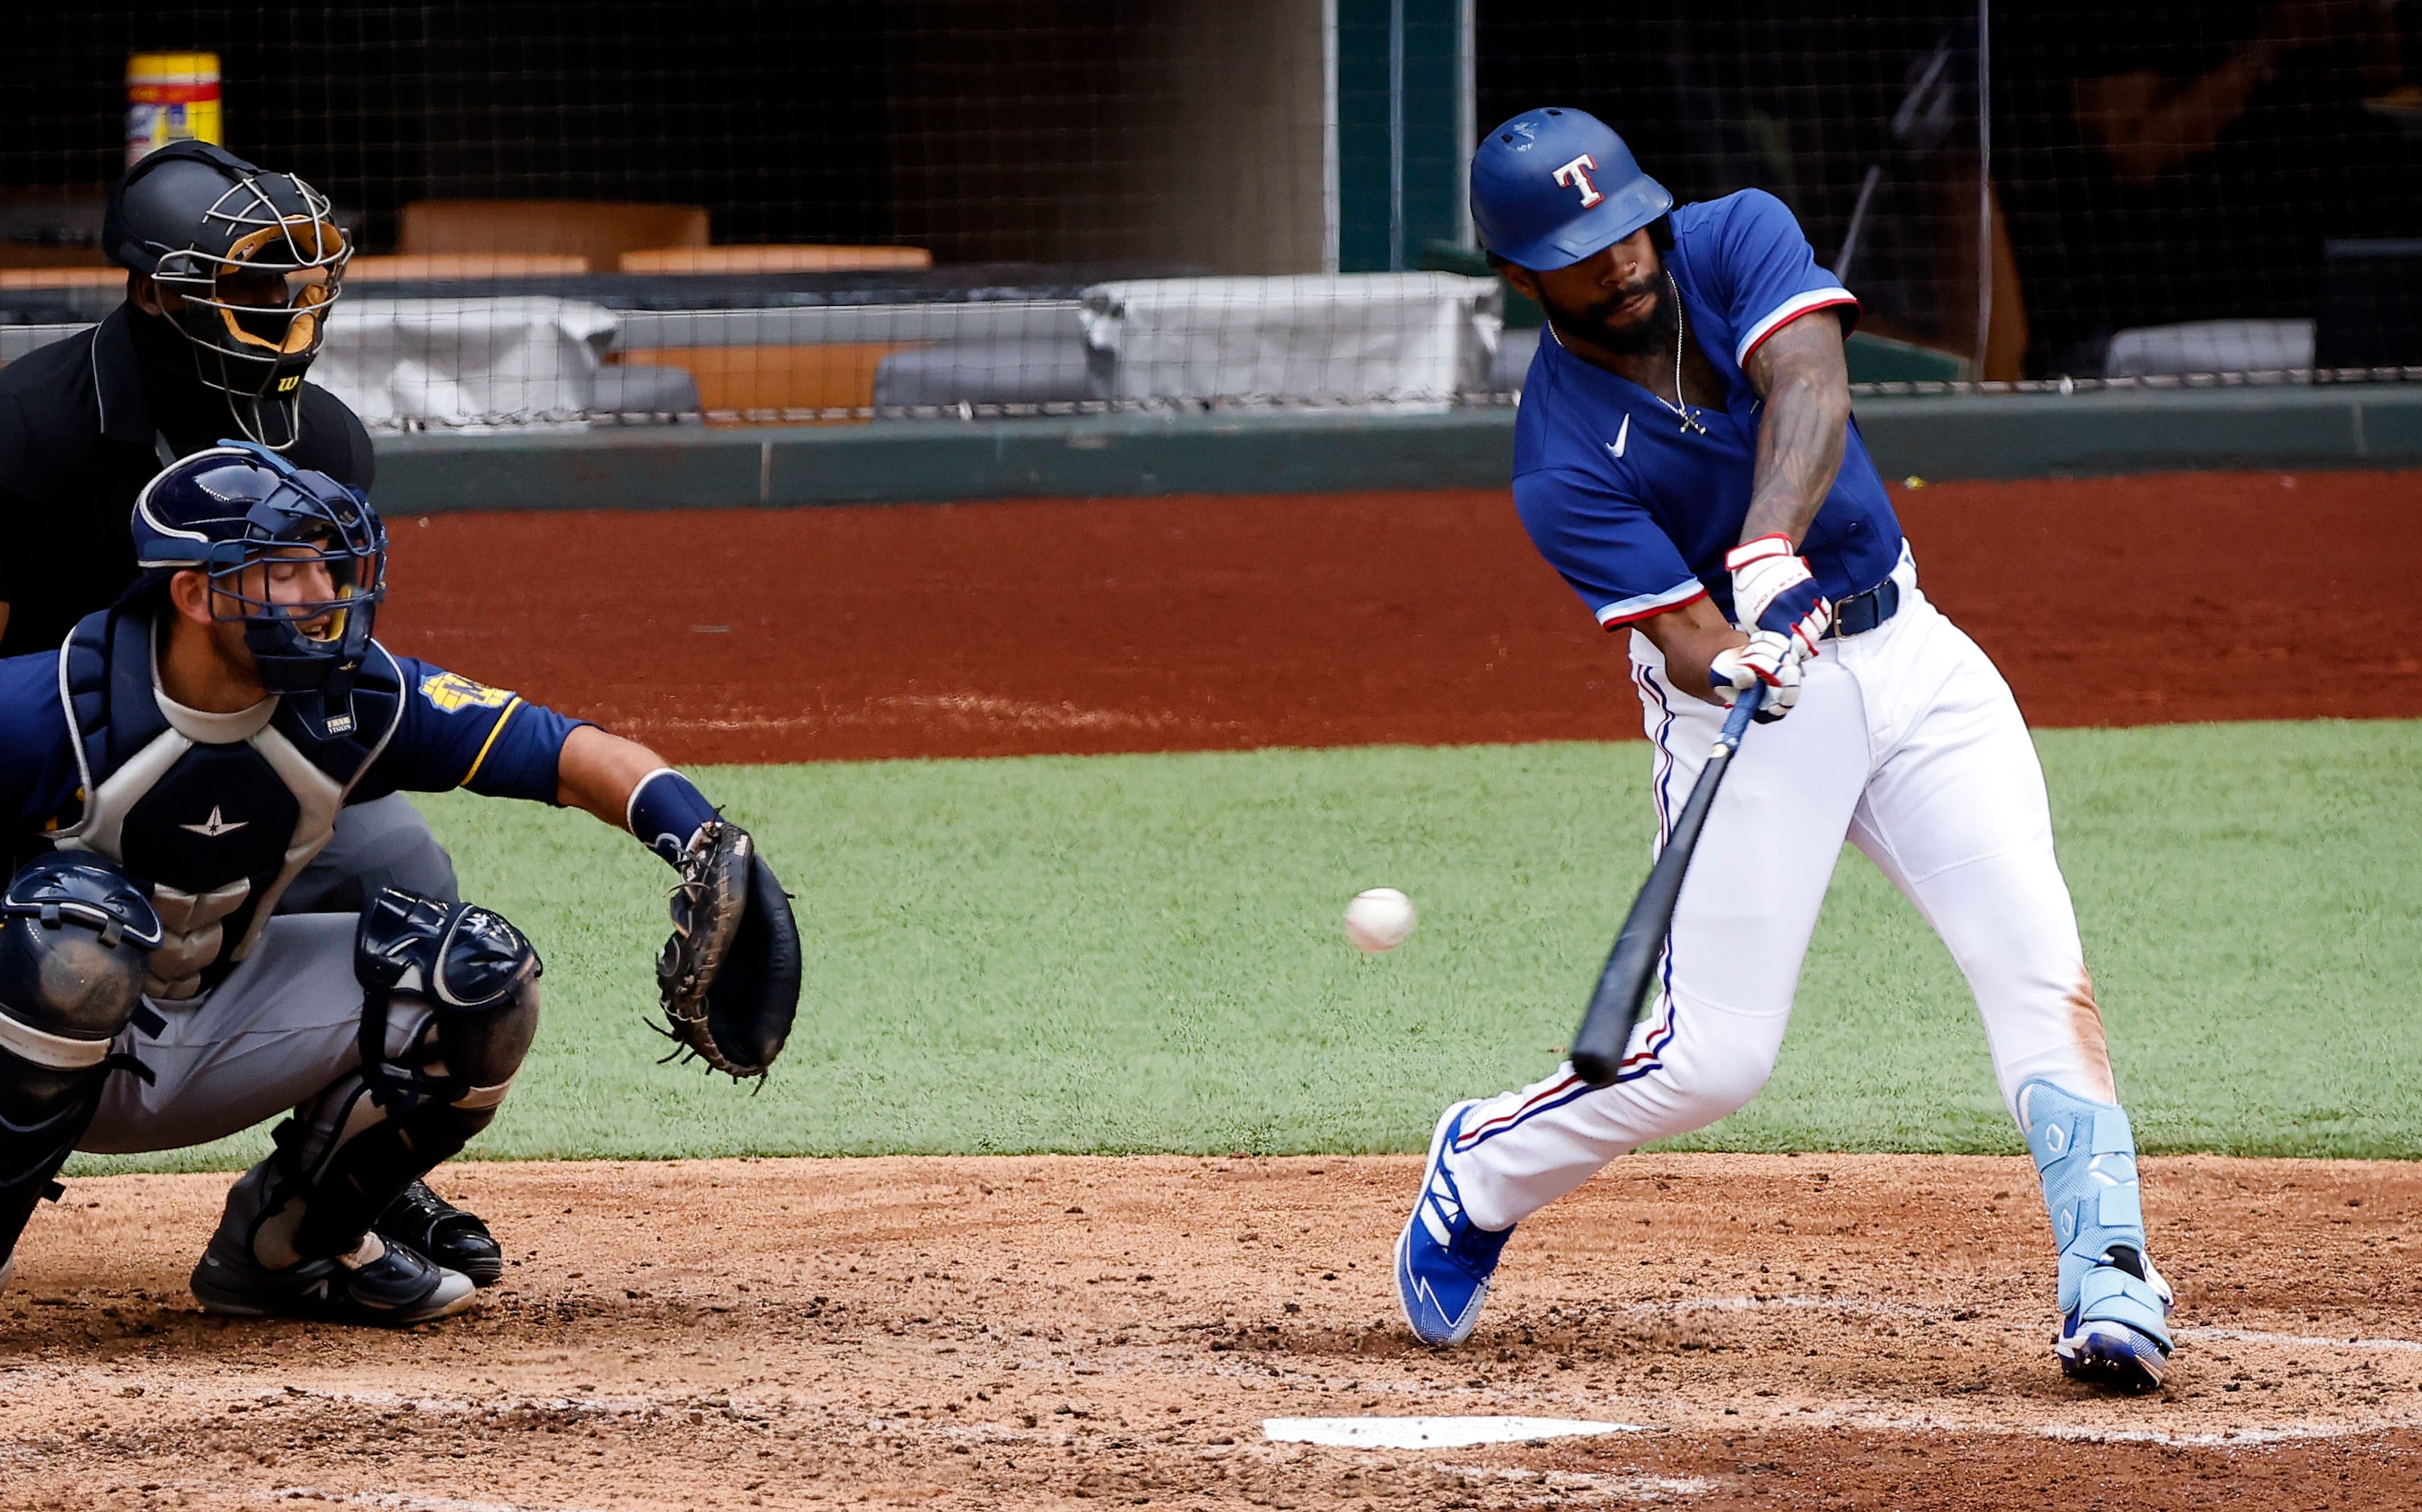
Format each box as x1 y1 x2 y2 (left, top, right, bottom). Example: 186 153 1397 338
655 820 801 1080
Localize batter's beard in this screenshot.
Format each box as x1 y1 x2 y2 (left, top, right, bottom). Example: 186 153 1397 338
1546 274 1679 357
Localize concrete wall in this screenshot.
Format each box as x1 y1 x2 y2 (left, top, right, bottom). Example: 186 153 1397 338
884 0 1328 274
370 386 2422 514
1114 0 1329 275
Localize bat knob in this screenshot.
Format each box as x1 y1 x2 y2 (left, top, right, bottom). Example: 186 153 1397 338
1568 1044 1625 1089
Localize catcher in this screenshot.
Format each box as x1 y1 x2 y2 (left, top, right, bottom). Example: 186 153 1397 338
0 442 800 1324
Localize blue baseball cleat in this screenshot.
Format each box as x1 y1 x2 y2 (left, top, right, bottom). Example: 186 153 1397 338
2054 1245 2175 1394
1395 1100 1515 1346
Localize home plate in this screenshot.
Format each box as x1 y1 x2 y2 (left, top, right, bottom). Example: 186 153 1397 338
1264 1416 1654 1449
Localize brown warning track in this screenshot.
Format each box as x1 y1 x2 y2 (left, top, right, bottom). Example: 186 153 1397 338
378 469 2422 766
9 1154 2420 1510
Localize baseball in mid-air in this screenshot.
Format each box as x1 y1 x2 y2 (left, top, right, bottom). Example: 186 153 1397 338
1343 887 1417 953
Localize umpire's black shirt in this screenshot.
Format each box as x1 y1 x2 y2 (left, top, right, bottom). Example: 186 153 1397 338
0 304 374 659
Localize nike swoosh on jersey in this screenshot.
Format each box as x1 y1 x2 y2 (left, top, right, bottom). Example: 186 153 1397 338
1607 413 1631 459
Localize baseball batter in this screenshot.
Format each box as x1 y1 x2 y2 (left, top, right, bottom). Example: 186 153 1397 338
1393 109 2175 1394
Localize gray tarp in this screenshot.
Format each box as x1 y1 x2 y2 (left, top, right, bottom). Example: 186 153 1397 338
1080 273 1504 405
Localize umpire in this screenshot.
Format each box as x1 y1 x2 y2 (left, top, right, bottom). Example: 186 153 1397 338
0 140 502 1283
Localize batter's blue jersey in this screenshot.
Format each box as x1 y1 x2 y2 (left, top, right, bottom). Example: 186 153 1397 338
1511 188 1904 630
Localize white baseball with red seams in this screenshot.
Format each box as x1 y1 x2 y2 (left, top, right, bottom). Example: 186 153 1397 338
1436 552 2117 1232
1343 888 1418 953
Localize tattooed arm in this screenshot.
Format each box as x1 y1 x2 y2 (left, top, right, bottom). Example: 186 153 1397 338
1738 312 1851 547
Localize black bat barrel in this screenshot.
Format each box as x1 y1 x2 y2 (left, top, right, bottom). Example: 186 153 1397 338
1569 686 1763 1085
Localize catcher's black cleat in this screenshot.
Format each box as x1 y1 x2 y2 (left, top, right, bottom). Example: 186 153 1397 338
376 1179 505 1287
191 1231 476 1326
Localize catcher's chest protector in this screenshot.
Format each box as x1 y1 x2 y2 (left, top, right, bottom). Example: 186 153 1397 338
49 609 400 999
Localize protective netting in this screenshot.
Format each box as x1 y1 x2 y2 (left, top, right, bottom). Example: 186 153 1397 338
0 3 2415 428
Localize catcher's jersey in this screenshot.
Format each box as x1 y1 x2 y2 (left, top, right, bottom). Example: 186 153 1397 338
1511 188 1904 630
0 613 581 989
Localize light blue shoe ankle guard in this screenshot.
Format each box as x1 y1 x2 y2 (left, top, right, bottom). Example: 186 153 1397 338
2017 1079 2174 1388
2016 1078 2150 1312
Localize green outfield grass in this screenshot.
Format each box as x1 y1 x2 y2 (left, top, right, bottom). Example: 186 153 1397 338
70 719 2421 1175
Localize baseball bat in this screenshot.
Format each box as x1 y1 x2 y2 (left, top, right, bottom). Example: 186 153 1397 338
1569 684 1765 1087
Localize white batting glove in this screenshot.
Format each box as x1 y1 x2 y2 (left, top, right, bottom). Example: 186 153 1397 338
1726 535 1833 656
1709 630 1802 723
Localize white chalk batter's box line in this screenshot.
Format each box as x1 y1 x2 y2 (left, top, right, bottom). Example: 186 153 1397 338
287 1493 613 1512
2184 1326 2422 1354
1263 1409 2422 1452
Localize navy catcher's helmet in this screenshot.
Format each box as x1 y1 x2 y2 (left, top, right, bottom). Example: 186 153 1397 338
102 140 351 450
129 442 387 718
1471 107 1672 271
0 853 163 1044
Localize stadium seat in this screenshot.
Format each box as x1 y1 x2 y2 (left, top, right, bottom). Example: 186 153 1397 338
0 267 121 289
400 200 708 269
2103 320 2315 378
623 343 913 419
870 338 1099 410
592 361 703 417
348 254 592 282
618 245 932 275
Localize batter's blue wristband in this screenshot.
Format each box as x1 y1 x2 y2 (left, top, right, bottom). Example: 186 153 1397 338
1757 578 1828 638
627 768 719 865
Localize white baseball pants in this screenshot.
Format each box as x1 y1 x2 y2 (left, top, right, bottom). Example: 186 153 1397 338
1444 557 2120 1232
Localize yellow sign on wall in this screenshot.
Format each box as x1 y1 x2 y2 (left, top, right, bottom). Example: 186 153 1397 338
126 52 223 167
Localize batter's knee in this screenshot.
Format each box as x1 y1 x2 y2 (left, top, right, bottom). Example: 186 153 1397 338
1648 1008 1785 1128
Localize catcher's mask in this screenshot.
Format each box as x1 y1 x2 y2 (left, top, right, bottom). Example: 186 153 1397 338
103 140 351 450
128 441 387 729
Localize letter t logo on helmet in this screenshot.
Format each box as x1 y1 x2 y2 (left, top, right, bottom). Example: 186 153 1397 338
1552 154 1604 208
1470 108 1674 272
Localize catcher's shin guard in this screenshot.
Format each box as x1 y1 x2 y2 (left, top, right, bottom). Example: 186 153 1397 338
221 890 539 1270
2017 1078 2174 1390
0 1051 125 1283
0 855 162 1278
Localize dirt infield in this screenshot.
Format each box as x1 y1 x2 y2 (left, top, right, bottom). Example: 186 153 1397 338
8 1153 2419 1510
378 469 2422 764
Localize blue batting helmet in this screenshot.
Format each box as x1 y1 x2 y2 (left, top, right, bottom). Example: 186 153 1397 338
128 441 387 717
1471 107 1672 271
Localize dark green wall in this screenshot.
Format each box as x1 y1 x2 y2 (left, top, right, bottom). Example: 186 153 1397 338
371 387 2422 514
1334 0 1465 272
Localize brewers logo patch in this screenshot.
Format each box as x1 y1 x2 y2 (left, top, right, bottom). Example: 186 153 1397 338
420 671 515 714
